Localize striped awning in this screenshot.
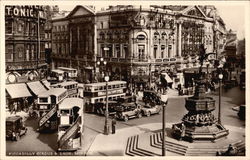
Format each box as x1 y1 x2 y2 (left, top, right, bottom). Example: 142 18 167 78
27 81 48 96
6 83 32 99
41 80 50 89
161 73 173 83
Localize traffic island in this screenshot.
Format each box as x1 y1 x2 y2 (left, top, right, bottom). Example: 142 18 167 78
125 125 244 156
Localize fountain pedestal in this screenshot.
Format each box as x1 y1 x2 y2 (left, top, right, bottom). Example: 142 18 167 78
172 77 229 142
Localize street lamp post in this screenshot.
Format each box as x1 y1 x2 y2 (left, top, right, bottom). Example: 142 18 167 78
97 57 107 82
161 93 168 156
104 75 110 135
218 73 223 124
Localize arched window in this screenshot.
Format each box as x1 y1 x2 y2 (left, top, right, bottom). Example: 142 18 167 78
107 32 112 40
115 31 120 39
154 32 160 40
99 32 105 40
161 32 167 40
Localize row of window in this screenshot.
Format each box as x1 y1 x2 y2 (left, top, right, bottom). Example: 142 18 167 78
153 44 173 59
99 43 128 58
5 19 45 36
53 25 68 32
5 44 45 62
53 43 69 55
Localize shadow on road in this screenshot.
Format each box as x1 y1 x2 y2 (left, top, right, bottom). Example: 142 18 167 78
84 125 103 134
37 132 58 151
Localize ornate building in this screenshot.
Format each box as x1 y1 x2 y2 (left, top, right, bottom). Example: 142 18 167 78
5 5 50 83
51 5 227 87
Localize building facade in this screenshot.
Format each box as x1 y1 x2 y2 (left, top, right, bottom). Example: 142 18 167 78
5 5 50 84
51 5 227 88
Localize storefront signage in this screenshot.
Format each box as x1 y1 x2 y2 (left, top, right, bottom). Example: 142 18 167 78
5 6 46 19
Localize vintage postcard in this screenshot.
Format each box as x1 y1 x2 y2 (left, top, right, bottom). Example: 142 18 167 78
1 0 249 160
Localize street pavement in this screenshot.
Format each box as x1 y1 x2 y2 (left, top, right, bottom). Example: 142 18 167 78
5 86 245 156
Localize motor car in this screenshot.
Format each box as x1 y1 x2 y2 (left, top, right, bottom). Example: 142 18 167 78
238 104 245 120
141 104 161 117
115 102 142 121
142 90 161 105
6 115 27 141
94 100 118 115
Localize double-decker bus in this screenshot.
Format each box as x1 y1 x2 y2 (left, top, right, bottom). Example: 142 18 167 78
37 88 67 131
57 98 83 151
84 81 127 113
47 69 65 84
57 67 78 80
51 81 79 98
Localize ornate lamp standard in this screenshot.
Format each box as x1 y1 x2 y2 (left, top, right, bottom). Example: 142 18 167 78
97 57 107 82
160 93 168 156
218 73 223 124
104 75 110 135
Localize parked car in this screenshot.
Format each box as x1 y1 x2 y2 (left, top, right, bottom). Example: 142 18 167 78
142 90 161 105
115 103 142 121
141 104 161 117
238 104 245 120
94 101 118 115
6 116 27 141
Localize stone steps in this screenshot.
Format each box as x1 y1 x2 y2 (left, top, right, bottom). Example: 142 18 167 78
125 135 159 156
125 130 245 156
151 132 187 155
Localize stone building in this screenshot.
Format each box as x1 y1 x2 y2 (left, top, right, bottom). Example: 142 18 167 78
51 5 227 88
5 5 50 83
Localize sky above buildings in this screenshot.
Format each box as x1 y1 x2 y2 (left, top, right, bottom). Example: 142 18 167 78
58 4 246 40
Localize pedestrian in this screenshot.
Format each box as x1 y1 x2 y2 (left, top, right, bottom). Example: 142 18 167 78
111 116 116 134
9 101 14 114
13 102 17 114
179 122 186 141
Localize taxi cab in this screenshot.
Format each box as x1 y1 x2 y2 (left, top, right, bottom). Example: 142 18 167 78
6 116 27 141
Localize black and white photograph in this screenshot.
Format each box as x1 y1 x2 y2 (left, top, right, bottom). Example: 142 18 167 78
1 1 248 159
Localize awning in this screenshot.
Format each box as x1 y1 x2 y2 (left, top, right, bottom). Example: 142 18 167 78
6 83 32 99
41 80 50 89
27 81 48 96
161 73 173 83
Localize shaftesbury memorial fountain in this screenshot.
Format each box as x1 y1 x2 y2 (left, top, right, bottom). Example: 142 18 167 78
172 44 229 142
125 44 245 156
171 44 245 155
